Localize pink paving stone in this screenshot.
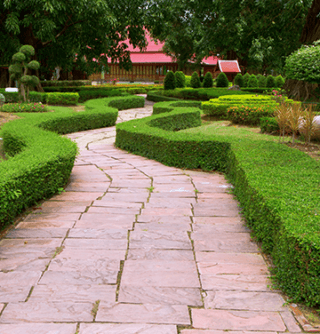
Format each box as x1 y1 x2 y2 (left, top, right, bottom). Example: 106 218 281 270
198 263 269 275
0 256 49 272
6 228 68 239
17 221 75 228
153 184 195 192
0 302 93 323
42 200 93 207
144 201 192 209
127 249 194 261
24 213 81 222
32 205 87 213
29 284 116 303
194 200 239 210
193 207 240 217
39 270 118 285
111 180 151 188
95 302 190 325
124 260 197 272
87 206 139 215
197 193 235 199
0 271 41 286
68 228 127 239
192 223 249 233
193 217 243 224
204 291 286 311
118 286 202 306
181 331 276 334
137 215 191 224
192 309 286 331
92 201 143 208
121 269 200 288
79 323 177 334
135 222 192 232
98 193 148 202
63 238 128 250
141 208 192 216
280 311 302 332
194 184 233 193
201 275 271 291
0 286 32 303
50 192 104 201
149 197 196 204
195 252 265 265
192 233 259 253
0 238 62 249
0 323 77 334
55 248 126 261
65 182 110 192
151 192 196 198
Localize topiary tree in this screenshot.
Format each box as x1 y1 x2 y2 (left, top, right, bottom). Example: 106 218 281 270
190 71 201 88
203 72 213 88
216 72 229 87
258 75 267 88
247 74 258 87
234 73 244 87
175 71 186 88
242 73 251 87
266 75 276 88
9 45 40 102
275 75 285 88
164 71 176 90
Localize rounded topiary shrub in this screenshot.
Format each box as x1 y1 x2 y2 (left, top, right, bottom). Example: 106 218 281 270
203 72 213 88
216 72 229 88
266 75 276 88
247 74 258 88
191 72 201 88
234 73 244 87
164 71 176 90
258 75 267 88
275 75 285 88
175 71 186 88
243 73 251 87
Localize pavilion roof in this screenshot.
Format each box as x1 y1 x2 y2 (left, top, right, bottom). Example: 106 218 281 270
218 60 241 73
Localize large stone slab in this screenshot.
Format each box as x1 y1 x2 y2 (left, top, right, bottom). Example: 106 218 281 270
150 192 196 198
98 193 148 202
0 286 33 303
195 252 265 265
137 215 191 224
135 222 191 232
204 291 286 311
0 324 77 334
193 207 240 217
54 248 126 261
6 228 68 239
24 213 81 222
0 271 41 286
96 302 190 325
197 193 234 200
192 223 249 233
198 263 269 275
144 201 192 209
65 182 110 192
32 205 87 213
42 200 92 207
152 176 191 184
191 309 286 331
50 191 104 201
67 228 128 239
127 249 194 261
79 323 177 334
92 201 142 209
119 286 202 306
123 260 197 272
153 184 195 193
0 255 49 272
181 330 275 334
111 180 151 188
29 284 116 302
63 238 128 250
0 302 93 323
17 221 75 229
39 270 118 285
76 213 135 229
193 217 243 225
87 206 139 215
141 208 192 216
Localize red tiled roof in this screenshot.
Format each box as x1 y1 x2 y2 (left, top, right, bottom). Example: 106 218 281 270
202 56 219 65
130 53 176 63
218 60 241 73
124 34 165 52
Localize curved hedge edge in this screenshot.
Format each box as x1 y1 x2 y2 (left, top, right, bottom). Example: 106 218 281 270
153 101 202 115
115 102 320 306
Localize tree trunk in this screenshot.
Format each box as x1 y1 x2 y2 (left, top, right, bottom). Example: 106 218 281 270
300 0 320 43
284 79 318 101
0 68 8 88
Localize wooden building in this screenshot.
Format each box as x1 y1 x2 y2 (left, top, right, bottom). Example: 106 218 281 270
216 60 241 82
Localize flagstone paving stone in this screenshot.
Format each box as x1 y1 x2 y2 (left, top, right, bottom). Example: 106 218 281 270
0 100 303 333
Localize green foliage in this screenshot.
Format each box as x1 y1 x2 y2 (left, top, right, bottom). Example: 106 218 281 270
216 72 229 88
164 71 176 90
27 60 40 71
19 45 35 57
266 75 276 87
147 92 180 102
243 73 251 87
260 117 279 133
78 89 124 102
285 42 320 83
247 74 258 88
175 71 186 88
12 52 26 63
1 103 48 113
234 73 244 87
0 93 5 105
258 75 267 88
46 93 79 105
185 76 192 87
191 72 201 88
153 101 202 115
203 72 213 88
41 80 91 87
275 75 285 87
227 105 274 125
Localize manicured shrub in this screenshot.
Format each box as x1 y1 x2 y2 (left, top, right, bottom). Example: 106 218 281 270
153 101 202 115
41 80 91 87
190 72 201 88
185 75 192 87
266 75 276 88
78 88 124 102
164 71 176 90
260 117 279 133
216 72 229 88
258 75 267 88
46 93 79 105
227 105 274 125
203 72 213 88
234 73 244 87
275 75 285 88
175 71 186 88
247 74 258 88
243 73 251 87
1 103 48 113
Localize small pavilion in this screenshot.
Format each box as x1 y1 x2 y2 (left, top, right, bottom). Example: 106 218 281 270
216 60 241 82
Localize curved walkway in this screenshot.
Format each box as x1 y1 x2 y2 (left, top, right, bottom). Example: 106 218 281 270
0 99 302 333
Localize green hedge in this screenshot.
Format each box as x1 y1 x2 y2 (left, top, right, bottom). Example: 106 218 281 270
0 95 143 226
115 102 320 306
153 101 202 115
260 117 280 133
147 92 180 102
41 80 91 87
46 93 79 105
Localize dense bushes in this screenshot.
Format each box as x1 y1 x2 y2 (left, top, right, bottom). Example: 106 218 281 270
267 75 276 88
164 71 176 90
203 72 213 88
41 80 91 87
247 74 258 88
46 93 79 105
0 95 143 226
153 100 202 115
1 103 48 113
175 71 186 88
234 73 244 87
116 100 320 306
216 72 229 87
191 72 201 88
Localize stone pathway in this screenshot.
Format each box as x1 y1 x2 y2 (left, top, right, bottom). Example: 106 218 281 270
0 99 303 333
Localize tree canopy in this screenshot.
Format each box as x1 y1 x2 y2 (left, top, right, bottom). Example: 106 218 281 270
0 0 147 76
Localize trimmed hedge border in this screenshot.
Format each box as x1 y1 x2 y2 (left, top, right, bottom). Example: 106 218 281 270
116 101 320 306
0 95 144 226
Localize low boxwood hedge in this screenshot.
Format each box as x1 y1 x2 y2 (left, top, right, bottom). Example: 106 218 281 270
115 102 320 306
153 101 202 115
0 95 143 226
46 92 79 105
